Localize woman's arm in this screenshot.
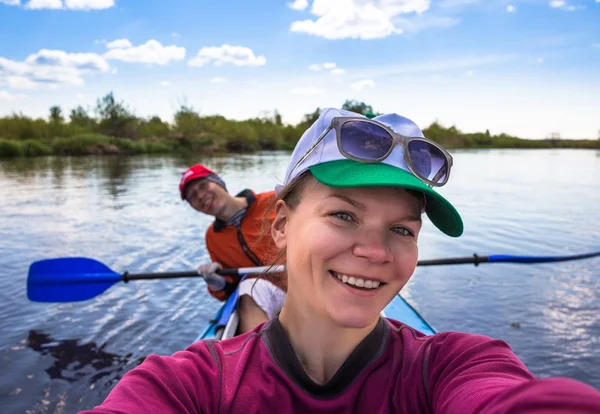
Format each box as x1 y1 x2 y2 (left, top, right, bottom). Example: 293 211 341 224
80 341 221 414
427 332 600 413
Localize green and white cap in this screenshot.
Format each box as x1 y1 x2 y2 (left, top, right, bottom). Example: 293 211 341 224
276 108 463 237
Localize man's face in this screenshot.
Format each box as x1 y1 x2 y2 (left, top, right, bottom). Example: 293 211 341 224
185 179 228 216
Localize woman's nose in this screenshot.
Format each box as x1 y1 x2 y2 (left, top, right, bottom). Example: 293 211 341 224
352 230 393 264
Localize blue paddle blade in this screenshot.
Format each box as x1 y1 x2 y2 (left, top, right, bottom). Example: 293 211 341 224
27 257 122 303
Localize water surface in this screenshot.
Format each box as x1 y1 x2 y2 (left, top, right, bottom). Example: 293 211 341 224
0 149 598 413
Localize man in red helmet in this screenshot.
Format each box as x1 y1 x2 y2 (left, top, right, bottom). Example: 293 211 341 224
179 164 286 334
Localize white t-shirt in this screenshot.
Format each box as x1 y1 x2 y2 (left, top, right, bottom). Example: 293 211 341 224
238 278 286 320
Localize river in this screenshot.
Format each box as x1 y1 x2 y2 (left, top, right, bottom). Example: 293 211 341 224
0 149 599 413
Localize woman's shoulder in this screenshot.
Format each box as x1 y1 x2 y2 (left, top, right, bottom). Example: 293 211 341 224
385 318 524 371
386 317 509 346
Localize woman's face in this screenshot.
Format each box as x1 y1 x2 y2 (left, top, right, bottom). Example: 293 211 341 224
272 178 422 329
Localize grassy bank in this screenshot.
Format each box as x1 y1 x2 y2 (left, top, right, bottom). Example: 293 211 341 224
1 94 598 158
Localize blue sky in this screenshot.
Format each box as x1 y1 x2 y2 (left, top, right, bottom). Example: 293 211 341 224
0 0 599 139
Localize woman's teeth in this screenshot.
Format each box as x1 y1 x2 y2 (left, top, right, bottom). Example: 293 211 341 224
332 271 381 289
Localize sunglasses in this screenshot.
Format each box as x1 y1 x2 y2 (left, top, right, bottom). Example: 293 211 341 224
290 117 453 187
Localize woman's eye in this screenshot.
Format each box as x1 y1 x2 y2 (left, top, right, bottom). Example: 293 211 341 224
331 212 353 222
392 227 414 237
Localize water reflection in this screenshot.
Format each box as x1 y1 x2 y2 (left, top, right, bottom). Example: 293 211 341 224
100 156 135 200
27 330 144 385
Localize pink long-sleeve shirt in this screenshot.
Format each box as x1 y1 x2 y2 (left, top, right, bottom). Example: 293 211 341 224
82 318 600 413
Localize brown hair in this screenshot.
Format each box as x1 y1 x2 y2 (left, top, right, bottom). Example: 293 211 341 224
263 171 315 261
250 171 315 295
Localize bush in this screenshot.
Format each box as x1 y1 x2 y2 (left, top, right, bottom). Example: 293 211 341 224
0 139 25 157
146 140 173 153
0 114 49 140
53 133 113 155
22 139 52 156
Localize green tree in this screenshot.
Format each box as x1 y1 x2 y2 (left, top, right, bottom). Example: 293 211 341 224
141 116 170 138
49 106 64 124
173 105 203 139
48 106 65 137
273 110 283 126
95 92 136 138
70 106 96 129
341 100 379 116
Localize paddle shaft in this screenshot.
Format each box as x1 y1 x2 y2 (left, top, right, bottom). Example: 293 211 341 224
122 265 285 282
417 255 489 267
417 251 600 267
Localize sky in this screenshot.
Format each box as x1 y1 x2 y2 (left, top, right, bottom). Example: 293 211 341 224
0 0 599 139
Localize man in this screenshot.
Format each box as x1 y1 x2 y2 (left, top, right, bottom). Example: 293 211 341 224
179 164 286 334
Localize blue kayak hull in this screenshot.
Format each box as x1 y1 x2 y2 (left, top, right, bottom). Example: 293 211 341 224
197 292 435 342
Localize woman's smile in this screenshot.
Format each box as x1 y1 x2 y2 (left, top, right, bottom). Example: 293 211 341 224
329 270 386 298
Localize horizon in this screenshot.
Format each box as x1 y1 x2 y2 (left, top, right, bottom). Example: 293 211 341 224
0 0 599 140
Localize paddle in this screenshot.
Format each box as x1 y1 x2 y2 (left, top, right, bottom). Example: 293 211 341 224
26 257 285 303
27 251 600 303
417 251 600 266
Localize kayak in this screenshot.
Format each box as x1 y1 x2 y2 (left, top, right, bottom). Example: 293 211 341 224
196 288 436 342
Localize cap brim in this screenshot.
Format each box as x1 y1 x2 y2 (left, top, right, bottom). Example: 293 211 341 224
309 160 463 237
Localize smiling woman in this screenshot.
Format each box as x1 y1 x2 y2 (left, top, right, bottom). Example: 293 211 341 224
82 108 600 414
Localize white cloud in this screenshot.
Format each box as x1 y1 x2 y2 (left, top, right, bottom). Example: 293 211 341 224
104 39 186 65
290 86 326 95
331 68 346 75
0 90 17 100
76 92 87 99
465 70 473 76
106 39 133 49
548 0 579 11
188 44 266 67
25 49 110 71
0 0 20 5
64 0 114 9
23 0 114 9
309 62 336 71
290 0 431 40
7 75 37 89
288 0 308 10
0 49 110 90
351 79 375 91
506 4 515 12
537 57 544 63
160 81 170 86
26 0 61 8
210 77 227 83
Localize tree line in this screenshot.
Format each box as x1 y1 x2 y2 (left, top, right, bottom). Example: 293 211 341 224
0 93 597 158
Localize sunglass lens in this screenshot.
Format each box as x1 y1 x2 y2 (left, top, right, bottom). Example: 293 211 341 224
340 121 393 159
407 140 448 184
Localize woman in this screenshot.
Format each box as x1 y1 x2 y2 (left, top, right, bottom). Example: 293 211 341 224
83 108 600 413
